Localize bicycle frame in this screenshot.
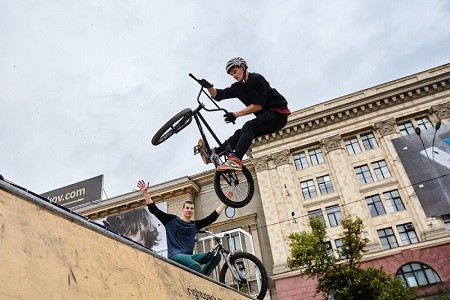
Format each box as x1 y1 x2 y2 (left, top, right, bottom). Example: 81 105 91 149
152 74 256 208
191 87 231 165
197 230 268 299
200 231 251 283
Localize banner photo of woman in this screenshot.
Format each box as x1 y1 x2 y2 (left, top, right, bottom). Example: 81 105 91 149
99 202 168 257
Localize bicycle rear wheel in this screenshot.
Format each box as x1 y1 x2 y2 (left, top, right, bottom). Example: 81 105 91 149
219 252 268 300
152 108 193 145
213 165 254 208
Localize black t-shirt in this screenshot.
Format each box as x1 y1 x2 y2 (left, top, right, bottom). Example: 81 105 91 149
213 72 288 116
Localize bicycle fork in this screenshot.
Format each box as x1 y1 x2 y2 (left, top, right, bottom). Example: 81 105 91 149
224 253 247 284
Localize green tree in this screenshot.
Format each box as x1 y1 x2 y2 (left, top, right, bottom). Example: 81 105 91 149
287 216 418 299
436 289 450 300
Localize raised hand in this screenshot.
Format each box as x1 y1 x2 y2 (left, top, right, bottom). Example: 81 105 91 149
137 180 149 193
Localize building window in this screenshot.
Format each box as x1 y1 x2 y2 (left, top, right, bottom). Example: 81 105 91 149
334 238 344 257
366 195 386 217
372 160 391 180
293 151 309 170
344 138 362 155
398 121 415 136
324 241 333 257
301 179 317 199
309 148 325 165
360 132 379 150
354 165 374 184
396 223 419 245
317 175 334 195
377 227 398 250
416 117 433 130
227 234 243 252
383 190 405 213
308 209 325 225
442 214 450 231
294 147 325 170
396 263 441 287
326 205 343 227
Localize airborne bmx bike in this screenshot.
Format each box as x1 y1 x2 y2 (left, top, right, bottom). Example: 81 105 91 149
197 230 268 299
151 74 255 208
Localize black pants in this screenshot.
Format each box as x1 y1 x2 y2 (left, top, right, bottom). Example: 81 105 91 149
217 111 288 160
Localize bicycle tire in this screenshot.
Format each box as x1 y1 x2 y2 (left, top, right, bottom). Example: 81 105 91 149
213 165 254 208
151 108 193 145
218 252 268 300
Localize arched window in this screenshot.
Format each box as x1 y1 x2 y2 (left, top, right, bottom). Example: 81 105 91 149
396 262 441 287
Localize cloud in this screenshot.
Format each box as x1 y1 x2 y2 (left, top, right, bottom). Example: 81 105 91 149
1 0 449 197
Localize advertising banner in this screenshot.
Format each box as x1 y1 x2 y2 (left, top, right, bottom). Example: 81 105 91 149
100 202 168 257
41 175 103 209
392 123 450 217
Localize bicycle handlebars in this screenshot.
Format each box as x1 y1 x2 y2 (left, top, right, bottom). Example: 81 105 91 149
189 73 235 124
189 73 199 81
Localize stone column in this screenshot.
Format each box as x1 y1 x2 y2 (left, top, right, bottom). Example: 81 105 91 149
255 149 300 274
374 118 397 137
319 134 367 217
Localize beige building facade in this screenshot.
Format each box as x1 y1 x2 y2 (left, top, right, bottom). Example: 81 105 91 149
250 63 450 299
77 63 450 299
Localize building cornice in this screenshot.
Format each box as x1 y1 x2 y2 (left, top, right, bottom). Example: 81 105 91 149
76 178 200 219
252 64 450 146
431 101 450 120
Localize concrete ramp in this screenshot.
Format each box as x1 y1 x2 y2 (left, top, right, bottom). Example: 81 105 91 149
0 180 250 300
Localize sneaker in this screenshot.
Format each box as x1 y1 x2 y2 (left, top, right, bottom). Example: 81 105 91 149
216 155 242 171
197 138 209 164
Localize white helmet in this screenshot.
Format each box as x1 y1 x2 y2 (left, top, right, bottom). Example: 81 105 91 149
226 57 248 74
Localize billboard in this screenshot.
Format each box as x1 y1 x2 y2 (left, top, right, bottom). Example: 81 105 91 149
41 175 103 209
99 202 168 257
392 123 450 217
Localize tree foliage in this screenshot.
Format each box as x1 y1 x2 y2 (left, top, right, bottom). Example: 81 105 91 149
287 216 418 299
436 289 450 300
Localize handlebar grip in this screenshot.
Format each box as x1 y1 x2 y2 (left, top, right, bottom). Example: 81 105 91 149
189 73 198 81
223 110 236 125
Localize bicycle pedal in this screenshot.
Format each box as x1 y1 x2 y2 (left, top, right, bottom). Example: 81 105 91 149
193 145 200 155
211 154 222 166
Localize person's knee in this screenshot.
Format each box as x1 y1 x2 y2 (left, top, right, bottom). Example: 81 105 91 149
241 123 256 136
182 259 202 272
188 262 202 272
171 255 202 272
232 128 242 137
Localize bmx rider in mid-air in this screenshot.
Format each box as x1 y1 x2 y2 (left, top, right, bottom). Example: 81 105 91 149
198 57 291 171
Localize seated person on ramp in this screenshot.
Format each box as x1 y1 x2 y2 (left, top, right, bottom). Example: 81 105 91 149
137 180 226 275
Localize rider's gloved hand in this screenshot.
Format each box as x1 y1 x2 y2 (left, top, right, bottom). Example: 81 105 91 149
197 79 214 88
224 112 236 123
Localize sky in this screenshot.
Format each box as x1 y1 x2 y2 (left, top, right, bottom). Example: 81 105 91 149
1 1 450 200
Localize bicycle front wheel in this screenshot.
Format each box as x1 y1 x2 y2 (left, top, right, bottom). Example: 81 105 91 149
213 165 254 208
151 108 193 145
219 252 268 300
